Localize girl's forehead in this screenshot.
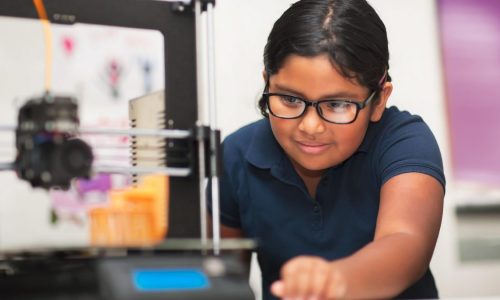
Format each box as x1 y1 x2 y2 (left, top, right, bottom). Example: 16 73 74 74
272 55 368 98
276 55 355 81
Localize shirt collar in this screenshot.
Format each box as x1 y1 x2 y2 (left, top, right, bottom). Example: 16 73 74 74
245 118 284 169
356 121 377 153
356 108 389 153
245 118 305 189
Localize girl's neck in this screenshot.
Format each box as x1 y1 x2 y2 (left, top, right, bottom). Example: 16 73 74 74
290 159 325 199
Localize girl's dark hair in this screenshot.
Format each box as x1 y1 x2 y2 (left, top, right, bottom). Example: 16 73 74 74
259 0 391 116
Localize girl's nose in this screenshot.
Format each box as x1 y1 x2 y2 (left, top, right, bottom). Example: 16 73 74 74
298 106 325 135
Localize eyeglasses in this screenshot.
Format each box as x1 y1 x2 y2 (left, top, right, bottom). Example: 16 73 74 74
262 89 376 124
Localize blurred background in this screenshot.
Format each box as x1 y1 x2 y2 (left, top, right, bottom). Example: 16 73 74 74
1 0 500 298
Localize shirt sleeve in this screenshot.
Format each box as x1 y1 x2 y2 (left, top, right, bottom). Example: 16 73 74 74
207 140 242 229
376 116 446 190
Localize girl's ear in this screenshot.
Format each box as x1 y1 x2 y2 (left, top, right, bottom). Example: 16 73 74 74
262 70 268 82
370 81 392 122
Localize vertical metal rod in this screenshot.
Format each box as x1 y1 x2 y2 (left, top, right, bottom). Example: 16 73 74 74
206 1 220 255
197 133 208 254
195 0 208 254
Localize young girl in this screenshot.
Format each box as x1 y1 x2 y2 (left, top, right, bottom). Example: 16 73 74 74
216 0 445 299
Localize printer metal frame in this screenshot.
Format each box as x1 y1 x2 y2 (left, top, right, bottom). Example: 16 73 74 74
0 0 202 238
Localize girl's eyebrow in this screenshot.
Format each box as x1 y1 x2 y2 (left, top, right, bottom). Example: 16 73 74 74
273 83 362 100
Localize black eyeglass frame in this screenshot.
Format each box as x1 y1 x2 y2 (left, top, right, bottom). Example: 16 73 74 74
262 89 377 125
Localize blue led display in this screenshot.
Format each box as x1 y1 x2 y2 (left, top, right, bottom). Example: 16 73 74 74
133 268 210 292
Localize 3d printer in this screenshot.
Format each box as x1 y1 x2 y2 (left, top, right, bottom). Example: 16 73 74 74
0 0 254 299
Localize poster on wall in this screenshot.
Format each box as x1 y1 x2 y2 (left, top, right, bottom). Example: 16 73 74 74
52 23 164 121
51 23 164 170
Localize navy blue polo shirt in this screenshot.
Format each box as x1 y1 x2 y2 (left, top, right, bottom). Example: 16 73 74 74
217 106 445 300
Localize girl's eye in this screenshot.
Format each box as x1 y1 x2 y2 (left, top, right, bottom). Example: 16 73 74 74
280 95 300 104
324 101 353 112
278 95 303 107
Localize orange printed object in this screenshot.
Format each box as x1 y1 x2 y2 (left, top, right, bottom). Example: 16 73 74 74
89 175 169 246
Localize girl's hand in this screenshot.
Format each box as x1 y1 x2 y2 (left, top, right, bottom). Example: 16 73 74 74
270 256 347 300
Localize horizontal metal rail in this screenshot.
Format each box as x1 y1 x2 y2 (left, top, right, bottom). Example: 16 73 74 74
94 165 191 177
0 125 192 139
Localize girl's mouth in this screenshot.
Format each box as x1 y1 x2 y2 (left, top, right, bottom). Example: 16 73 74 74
296 141 330 155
